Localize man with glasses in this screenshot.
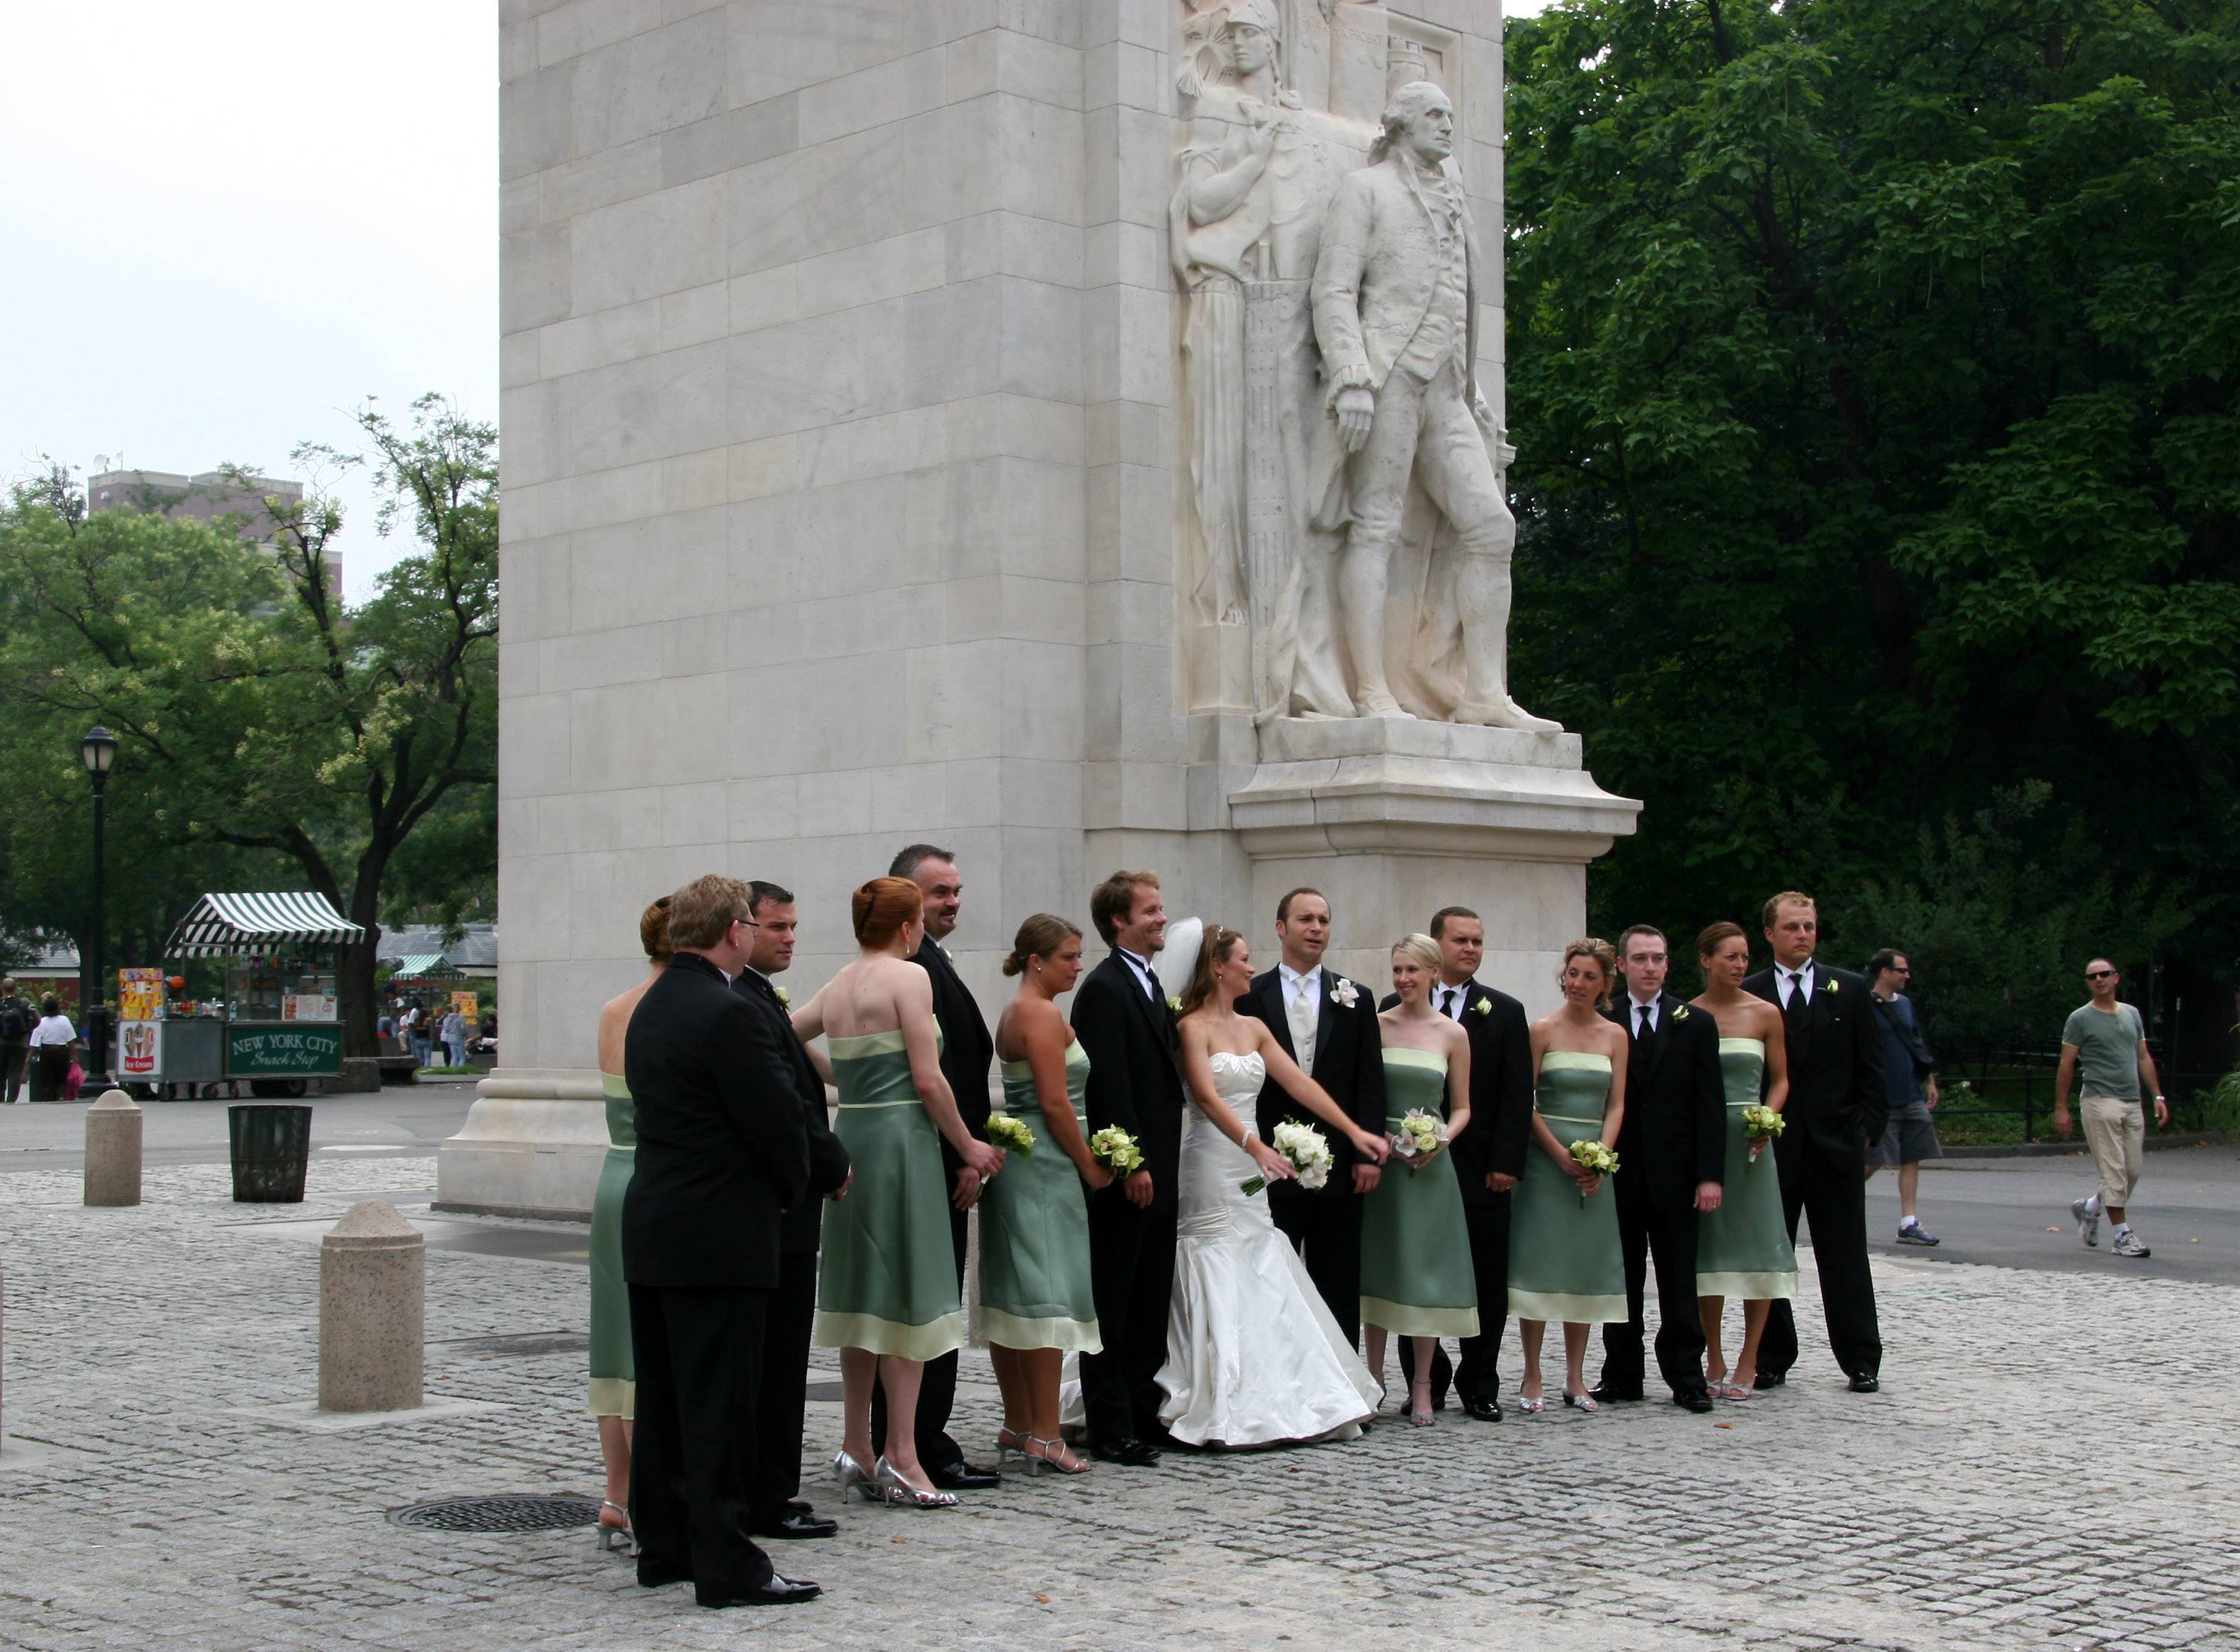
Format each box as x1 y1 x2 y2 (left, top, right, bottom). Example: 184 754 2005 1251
2052 960 2168 1259
1866 949 1942 1245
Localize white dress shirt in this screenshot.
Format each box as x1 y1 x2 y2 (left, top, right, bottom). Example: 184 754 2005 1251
1435 981 1470 1021
1778 962 1817 1010
1625 992 1661 1037
1117 948 1161 999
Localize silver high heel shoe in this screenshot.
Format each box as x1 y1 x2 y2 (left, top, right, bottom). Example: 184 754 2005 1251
833 1448 883 1503
1561 1386 1599 1415
873 1456 958 1509
596 1500 638 1556
993 1426 1027 1470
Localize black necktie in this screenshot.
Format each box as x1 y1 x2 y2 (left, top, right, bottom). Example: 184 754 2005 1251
1784 972 1808 1018
1636 1004 1650 1039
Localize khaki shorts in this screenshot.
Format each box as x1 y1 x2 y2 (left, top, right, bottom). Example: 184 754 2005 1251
2081 1095 2145 1210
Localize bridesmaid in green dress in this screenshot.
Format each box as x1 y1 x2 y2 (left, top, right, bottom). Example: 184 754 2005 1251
1688 921 1796 1398
1361 934 1476 1426
985 914 1111 1474
792 878 1006 1509
587 896 671 1553
1509 939 1631 1414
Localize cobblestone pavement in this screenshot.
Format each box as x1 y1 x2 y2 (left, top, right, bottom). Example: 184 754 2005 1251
2 1156 2235 1651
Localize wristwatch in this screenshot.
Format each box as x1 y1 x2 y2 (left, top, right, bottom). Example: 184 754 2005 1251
2153 1094 2166 1103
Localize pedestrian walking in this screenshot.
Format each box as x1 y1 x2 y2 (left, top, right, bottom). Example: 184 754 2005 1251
0 977 33 1105
440 1006 469 1069
2052 959 2168 1259
1866 949 1943 1245
28 994 77 1103
408 1002 434 1068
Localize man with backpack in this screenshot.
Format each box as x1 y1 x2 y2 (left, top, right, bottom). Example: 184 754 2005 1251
0 978 32 1104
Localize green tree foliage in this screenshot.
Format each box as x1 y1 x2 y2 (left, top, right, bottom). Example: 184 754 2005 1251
0 396 497 1054
1504 0 2240 1005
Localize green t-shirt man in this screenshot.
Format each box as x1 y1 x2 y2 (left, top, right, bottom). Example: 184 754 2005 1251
2061 1001 2145 1100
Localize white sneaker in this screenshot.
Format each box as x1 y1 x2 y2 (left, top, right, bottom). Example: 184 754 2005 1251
2071 1197 2100 1248
2112 1229 2151 1258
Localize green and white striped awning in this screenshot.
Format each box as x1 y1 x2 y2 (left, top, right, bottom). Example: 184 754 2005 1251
165 891 366 956
389 954 450 978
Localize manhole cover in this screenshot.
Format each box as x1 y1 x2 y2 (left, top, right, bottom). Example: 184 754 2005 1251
389 1494 602 1533
803 1380 843 1402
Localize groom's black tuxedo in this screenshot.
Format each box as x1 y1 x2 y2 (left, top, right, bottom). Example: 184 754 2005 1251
1072 949 1187 1447
870 935 994 1473
734 966 849 1528
1595 991 1724 1400
1385 978 1531 1410
1242 964 1385 1347
1745 960 1887 1380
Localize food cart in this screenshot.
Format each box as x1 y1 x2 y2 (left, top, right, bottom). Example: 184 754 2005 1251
121 892 366 1098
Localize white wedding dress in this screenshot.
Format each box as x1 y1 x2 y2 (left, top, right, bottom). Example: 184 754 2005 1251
1155 1050 1382 1448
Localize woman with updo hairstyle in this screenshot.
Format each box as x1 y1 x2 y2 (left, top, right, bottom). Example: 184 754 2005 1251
1507 938 1631 1413
587 895 673 1554
981 913 1105 1473
792 876 1005 1507
1688 919 1795 1398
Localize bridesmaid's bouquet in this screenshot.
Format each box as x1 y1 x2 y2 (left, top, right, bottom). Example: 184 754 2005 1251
1740 1104 1784 1165
1393 1109 1448 1164
986 1113 1035 1157
1088 1125 1144 1176
1243 1120 1334 1195
1568 1138 1619 1206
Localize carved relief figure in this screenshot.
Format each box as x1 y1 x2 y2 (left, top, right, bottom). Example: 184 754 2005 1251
1308 81 1555 730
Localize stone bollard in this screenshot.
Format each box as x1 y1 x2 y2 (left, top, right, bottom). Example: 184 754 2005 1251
318 1200 424 1413
83 1089 143 1206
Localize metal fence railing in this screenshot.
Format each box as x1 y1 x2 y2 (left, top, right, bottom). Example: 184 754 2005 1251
1926 1044 2228 1146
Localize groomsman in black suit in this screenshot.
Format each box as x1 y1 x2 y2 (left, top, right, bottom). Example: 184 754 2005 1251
1072 869 1184 1466
734 882 852 1540
867 844 1002 1491
1240 888 1385 1348
1391 907 1533 1420
1745 891 1888 1392
621 875 817 1608
1592 925 1724 1412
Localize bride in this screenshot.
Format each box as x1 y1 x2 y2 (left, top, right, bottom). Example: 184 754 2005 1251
1157 924 1388 1447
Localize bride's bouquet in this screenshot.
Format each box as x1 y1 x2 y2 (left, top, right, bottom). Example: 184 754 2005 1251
1568 1138 1619 1206
1392 1108 1448 1165
985 1113 1034 1157
1088 1125 1144 1176
1739 1104 1783 1166
1243 1119 1333 1196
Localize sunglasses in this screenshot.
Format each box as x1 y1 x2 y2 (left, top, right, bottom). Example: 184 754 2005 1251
2085 969 2115 981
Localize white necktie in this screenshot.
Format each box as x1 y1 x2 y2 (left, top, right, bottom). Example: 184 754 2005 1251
1288 978 1318 1071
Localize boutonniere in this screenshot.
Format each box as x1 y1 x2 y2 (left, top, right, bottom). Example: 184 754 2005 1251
1823 978 1839 996
1671 1004 1690 1023
774 985 790 1008
1472 997 1492 1017
1166 995 1183 1014
1330 978 1360 1008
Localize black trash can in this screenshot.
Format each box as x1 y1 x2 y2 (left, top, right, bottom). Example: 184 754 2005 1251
227 1103 313 1203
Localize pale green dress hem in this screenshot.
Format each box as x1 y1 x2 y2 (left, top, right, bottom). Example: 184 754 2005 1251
813 1309 966 1362
1360 1296 1479 1338
1697 1270 1797 1302
587 1377 636 1421
980 1306 1102 1355
1507 1289 1628 1325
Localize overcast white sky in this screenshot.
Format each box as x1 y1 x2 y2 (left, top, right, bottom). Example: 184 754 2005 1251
1 2 498 602
2 3 1549 605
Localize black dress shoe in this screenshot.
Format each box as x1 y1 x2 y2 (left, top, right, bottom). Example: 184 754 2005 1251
784 1498 813 1517
1753 1371 1787 1390
928 1461 1002 1491
1671 1390 1716 1413
1847 1371 1880 1393
1088 1437 1162 1467
1588 1383 1644 1404
696 1575 821 1608
752 1510 837 1539
1462 1396 1502 1422
636 1562 693 1589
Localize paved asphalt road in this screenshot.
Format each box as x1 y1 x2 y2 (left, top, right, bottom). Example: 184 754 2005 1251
6 1086 2233 1283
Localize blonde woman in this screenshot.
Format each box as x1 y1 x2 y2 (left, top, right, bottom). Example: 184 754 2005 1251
1508 940 1630 1413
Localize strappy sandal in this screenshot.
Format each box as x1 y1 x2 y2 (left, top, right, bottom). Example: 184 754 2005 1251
596 1500 638 1556
1024 1434 1093 1476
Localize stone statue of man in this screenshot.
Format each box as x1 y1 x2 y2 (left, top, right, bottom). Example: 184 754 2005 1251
1309 81 1555 731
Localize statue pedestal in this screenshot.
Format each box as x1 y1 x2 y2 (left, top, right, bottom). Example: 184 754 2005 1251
1226 719 1640 1001
433 1069 606 1221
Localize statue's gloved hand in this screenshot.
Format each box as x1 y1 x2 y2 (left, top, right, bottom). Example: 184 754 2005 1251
1335 385 1376 453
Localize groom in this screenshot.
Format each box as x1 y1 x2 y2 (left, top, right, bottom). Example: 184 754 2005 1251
1240 888 1386 1348
1072 869 1185 1466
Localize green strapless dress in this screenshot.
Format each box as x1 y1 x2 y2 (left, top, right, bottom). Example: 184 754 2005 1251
588 1072 635 1419
1696 1037 1798 1300
978 1040 1101 1353
814 1029 965 1360
1507 1052 1627 1324
1360 1049 1479 1337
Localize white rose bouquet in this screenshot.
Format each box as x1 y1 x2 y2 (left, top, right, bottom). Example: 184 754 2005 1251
985 1113 1034 1158
1243 1119 1334 1195
1088 1125 1144 1176
1739 1104 1783 1165
1568 1138 1619 1206
1393 1108 1447 1165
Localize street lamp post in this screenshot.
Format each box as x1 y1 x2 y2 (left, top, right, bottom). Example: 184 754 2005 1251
80 725 117 1090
